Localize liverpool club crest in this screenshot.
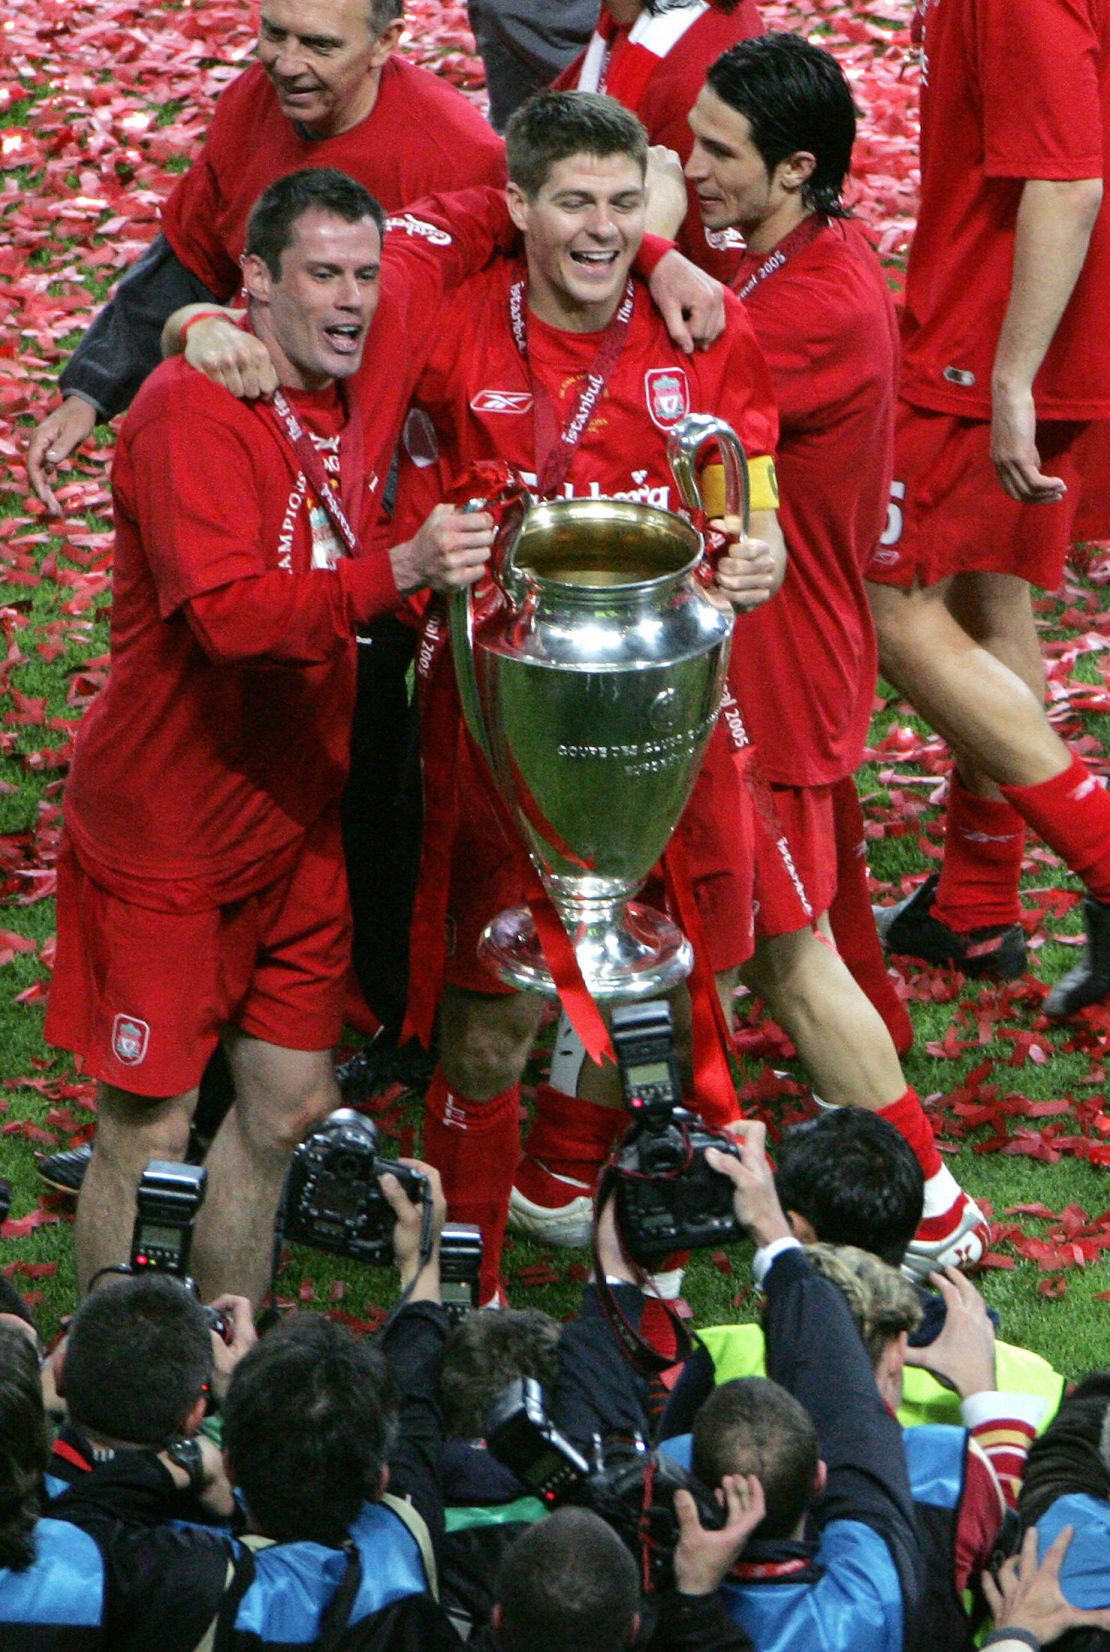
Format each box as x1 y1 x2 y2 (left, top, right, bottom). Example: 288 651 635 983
645 368 690 431
112 1013 150 1066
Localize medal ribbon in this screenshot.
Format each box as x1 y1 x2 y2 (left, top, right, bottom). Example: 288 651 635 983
267 386 365 556
735 213 829 300
508 269 635 498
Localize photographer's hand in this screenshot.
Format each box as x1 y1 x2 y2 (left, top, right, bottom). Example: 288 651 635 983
595 1191 638 1287
704 1120 792 1251
207 1293 257 1406
673 1474 766 1596
983 1525 1110 1647
903 1267 996 1399
158 1434 235 1522
384 1158 446 1303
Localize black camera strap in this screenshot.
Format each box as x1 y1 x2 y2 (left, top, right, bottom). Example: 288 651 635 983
592 1156 694 1378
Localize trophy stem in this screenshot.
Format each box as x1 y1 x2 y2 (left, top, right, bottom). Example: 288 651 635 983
478 899 693 1002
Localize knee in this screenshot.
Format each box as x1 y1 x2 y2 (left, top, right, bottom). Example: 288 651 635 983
95 1087 193 1163
440 998 536 1099
254 1082 338 1156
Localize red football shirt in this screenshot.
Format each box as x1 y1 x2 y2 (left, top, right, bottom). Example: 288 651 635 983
161 56 506 299
901 0 1110 419
555 2 762 283
63 362 399 908
733 218 898 785
390 265 777 535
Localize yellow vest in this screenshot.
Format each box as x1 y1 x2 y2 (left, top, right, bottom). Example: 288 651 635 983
696 1322 1066 1432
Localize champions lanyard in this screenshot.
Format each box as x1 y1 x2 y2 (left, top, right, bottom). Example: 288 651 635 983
735 213 829 301
508 269 635 498
268 385 364 556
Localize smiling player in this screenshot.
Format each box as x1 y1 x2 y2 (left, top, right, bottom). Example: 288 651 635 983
44 170 496 1311
389 92 785 1303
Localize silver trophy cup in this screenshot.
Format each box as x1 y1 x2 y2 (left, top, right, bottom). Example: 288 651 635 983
450 414 749 1000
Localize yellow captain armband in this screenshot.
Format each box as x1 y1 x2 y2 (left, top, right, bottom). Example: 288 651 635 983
700 456 780 519
748 454 780 512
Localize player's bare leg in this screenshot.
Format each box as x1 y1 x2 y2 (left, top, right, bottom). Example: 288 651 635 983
867 576 1068 789
735 922 906 1109
196 1033 338 1309
75 1083 197 1295
868 575 1110 1015
437 984 546 1102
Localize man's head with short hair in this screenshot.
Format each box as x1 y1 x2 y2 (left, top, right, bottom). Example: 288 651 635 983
494 1507 641 1652
692 1377 819 1539
705 33 856 217
505 91 648 201
258 0 405 138
243 168 384 389
504 93 648 333
0 1324 48 1572
803 1243 923 1370
775 1109 924 1268
440 1308 560 1441
246 167 385 281
62 1274 213 1447
223 1314 397 1546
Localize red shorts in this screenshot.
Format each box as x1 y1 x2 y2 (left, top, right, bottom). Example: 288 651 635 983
865 402 1110 592
45 809 351 1097
754 783 835 938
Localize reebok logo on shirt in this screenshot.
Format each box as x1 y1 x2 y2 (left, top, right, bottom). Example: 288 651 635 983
470 390 534 414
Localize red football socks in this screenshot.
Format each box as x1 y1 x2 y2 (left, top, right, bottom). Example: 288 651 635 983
423 1070 522 1302
1002 754 1110 904
878 1087 943 1180
932 772 1026 930
514 1084 626 1206
827 777 914 1056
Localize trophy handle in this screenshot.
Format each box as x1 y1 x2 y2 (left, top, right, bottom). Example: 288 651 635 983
449 492 531 768
666 413 750 538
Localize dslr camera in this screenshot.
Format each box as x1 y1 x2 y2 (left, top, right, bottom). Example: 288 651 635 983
130 1161 228 1342
610 1000 745 1263
281 1109 428 1263
486 1377 724 1590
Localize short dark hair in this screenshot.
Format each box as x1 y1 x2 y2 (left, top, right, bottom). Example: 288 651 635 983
440 1309 560 1441
0 1325 47 1571
64 1275 213 1447
505 91 648 200
692 1378 818 1539
707 32 856 217
775 1109 924 1268
246 167 385 281
496 1507 640 1652
223 1315 397 1546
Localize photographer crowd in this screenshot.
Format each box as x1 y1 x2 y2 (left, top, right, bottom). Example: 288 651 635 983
7 0 1110 1648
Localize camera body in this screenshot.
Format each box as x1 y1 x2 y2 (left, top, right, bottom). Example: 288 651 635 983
130 1162 228 1342
610 1001 745 1263
281 1109 427 1263
486 1378 724 1590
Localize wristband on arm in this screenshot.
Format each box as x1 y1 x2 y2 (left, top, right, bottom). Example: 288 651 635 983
178 310 230 346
